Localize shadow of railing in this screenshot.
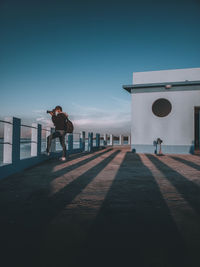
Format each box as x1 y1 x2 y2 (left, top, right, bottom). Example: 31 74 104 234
146 154 200 216
170 156 200 171
1 150 194 267
80 152 188 267
0 148 120 267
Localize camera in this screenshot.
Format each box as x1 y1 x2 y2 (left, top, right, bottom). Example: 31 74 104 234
46 109 56 114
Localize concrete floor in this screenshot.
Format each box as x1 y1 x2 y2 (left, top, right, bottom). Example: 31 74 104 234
0 147 200 267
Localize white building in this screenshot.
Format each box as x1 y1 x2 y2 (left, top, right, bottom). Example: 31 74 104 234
123 68 200 154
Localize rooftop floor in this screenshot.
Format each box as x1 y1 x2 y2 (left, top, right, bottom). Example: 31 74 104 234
0 147 200 267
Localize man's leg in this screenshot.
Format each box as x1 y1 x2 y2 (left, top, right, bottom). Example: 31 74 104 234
58 131 67 158
46 132 59 153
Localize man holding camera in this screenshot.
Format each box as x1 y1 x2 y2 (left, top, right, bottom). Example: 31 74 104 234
46 105 68 161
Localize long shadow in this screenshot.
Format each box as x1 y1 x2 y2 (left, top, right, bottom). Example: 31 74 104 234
70 152 188 267
1 148 112 186
146 154 200 216
0 148 112 203
50 148 113 179
0 149 120 267
24 149 120 228
170 156 200 171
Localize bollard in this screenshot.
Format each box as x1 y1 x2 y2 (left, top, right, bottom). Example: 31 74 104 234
156 138 163 155
3 117 20 164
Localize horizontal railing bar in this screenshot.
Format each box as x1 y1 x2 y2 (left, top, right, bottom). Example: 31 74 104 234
21 124 37 129
0 142 12 145
20 140 37 144
42 128 51 132
0 120 12 125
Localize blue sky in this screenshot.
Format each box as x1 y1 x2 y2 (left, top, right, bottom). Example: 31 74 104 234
1 0 200 134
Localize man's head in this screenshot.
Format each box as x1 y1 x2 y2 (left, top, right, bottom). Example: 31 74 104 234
55 105 62 113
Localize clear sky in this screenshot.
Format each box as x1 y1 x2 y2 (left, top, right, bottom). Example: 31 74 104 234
1 0 200 135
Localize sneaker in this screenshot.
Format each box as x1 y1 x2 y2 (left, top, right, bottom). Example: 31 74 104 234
60 157 67 161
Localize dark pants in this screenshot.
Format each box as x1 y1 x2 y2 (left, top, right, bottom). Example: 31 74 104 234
47 130 67 157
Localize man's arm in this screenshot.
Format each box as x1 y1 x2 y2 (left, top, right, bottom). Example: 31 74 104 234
48 112 57 124
51 114 57 124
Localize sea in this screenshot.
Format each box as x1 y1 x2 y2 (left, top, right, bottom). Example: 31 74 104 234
0 138 126 166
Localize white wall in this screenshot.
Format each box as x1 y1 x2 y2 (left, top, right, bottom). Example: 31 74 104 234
131 90 200 146
133 68 200 84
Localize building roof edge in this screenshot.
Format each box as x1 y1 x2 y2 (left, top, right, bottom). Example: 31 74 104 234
122 80 200 93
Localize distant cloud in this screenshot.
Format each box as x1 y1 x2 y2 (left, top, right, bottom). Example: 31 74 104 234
70 100 131 135
32 110 53 128
36 116 52 126
31 97 131 135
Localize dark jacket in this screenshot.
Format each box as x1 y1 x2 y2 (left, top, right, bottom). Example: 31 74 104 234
52 113 67 131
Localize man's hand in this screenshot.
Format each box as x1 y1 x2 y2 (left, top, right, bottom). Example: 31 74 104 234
49 112 54 116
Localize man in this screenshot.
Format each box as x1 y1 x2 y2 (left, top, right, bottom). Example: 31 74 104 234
46 105 68 161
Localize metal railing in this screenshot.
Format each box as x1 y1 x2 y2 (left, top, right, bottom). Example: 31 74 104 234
0 119 12 124
0 116 131 180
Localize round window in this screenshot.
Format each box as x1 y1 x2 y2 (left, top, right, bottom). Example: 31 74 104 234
152 98 172 117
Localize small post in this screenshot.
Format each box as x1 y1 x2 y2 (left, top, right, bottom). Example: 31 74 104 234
128 135 131 145
31 123 41 157
88 132 93 152
103 134 107 146
110 134 113 146
68 133 73 153
119 135 124 146
96 133 100 148
80 131 85 151
3 117 20 164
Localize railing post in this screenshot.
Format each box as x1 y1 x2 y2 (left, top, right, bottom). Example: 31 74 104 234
199 110 200 150
80 131 85 151
31 123 41 157
88 132 93 152
12 117 21 163
119 135 124 146
103 134 107 146
68 133 73 153
3 117 12 164
37 124 42 155
31 123 37 157
128 135 131 145
110 134 113 146
3 117 20 164
96 133 100 148
46 127 50 152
